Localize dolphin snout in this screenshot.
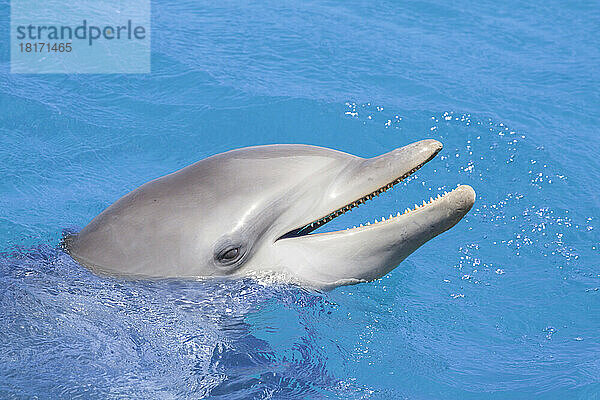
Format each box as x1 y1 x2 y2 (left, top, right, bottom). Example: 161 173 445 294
452 184 476 211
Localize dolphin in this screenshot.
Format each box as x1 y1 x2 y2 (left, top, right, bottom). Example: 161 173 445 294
64 140 475 289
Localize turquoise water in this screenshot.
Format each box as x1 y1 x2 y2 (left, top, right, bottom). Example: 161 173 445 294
1 1 600 398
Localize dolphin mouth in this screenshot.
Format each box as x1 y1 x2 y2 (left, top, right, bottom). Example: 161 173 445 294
277 144 446 240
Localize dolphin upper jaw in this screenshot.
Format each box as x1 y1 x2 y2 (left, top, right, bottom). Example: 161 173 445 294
276 139 444 240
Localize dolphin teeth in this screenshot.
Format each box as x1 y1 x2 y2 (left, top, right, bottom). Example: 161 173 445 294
294 161 439 235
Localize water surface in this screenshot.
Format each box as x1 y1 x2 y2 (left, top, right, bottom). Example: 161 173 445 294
0 0 599 398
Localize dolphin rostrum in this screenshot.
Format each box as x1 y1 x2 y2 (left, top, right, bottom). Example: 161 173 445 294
64 140 475 289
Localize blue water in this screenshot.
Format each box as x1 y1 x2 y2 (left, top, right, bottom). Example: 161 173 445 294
1 1 599 398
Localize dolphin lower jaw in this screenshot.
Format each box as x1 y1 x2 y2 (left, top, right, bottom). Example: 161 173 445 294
273 185 476 288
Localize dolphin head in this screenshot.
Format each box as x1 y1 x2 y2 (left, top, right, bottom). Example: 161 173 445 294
66 141 475 289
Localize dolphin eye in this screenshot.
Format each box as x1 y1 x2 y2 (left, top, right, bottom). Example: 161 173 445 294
222 248 239 261
216 245 243 266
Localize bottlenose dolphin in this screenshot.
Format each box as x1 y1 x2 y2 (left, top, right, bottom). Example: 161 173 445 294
64 140 475 289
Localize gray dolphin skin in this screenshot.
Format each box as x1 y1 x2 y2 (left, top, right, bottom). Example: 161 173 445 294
64 140 475 289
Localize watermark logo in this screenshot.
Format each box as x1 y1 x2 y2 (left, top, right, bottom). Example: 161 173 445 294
11 0 150 73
